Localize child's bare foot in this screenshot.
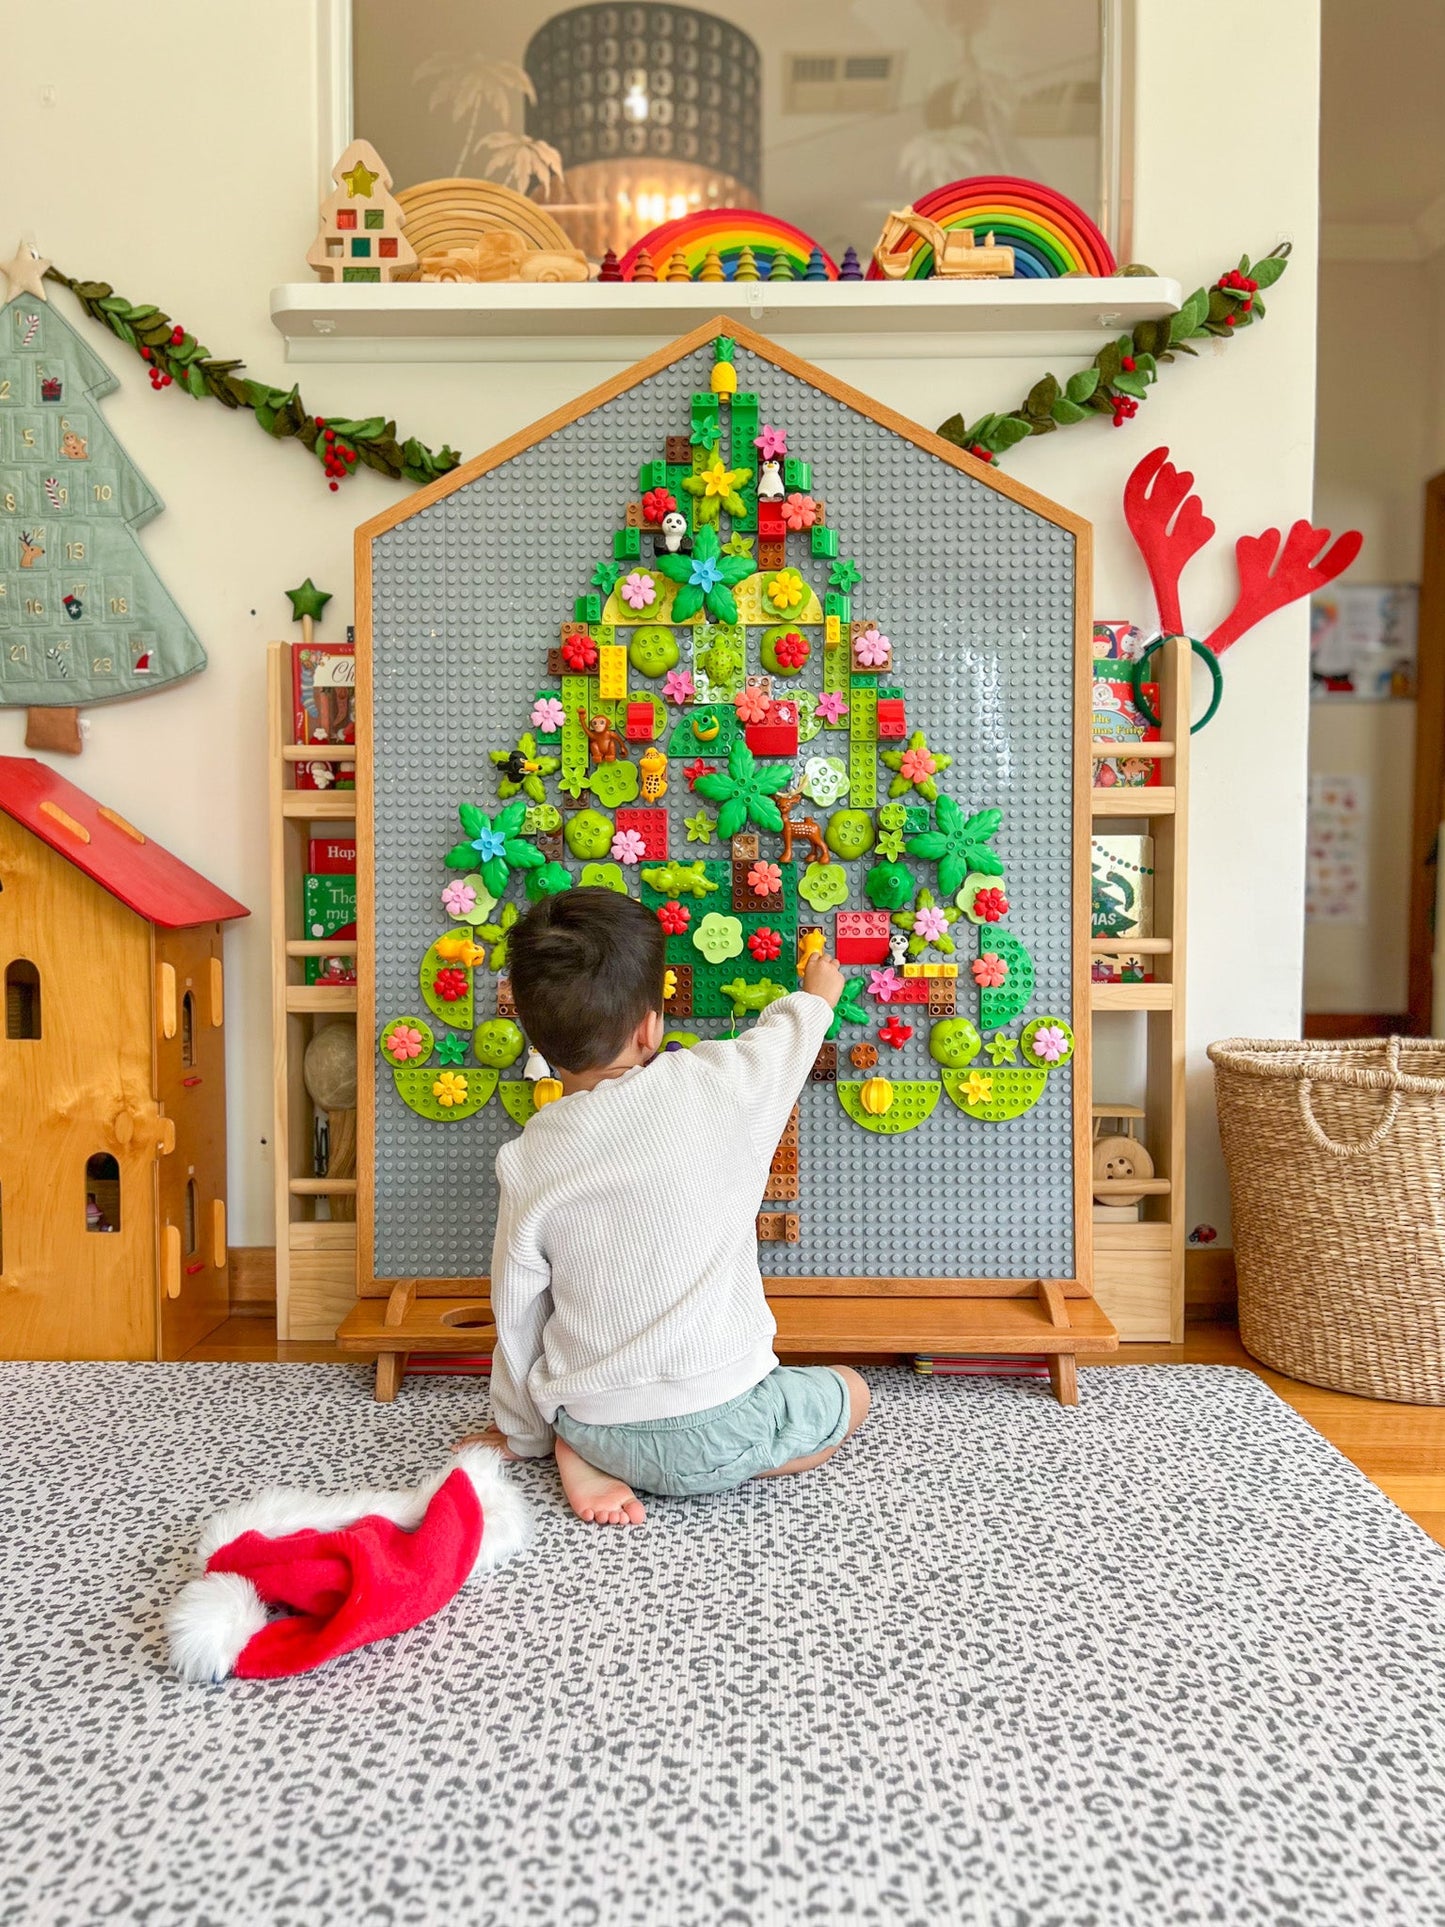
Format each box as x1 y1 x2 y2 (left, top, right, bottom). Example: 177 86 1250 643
556 1438 646 1526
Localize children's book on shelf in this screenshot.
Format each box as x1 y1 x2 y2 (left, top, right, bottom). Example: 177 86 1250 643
1092 624 1160 787
1090 834 1153 982
291 643 356 790
308 836 357 874
303 871 357 985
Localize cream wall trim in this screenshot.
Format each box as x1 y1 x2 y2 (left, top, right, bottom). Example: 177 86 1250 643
315 0 353 193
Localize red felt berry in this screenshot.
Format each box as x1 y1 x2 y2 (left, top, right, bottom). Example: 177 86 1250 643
1121 355 1136 371
1225 314 1237 326
342 447 356 464
324 428 335 443
329 480 340 492
161 373 172 386
141 346 152 361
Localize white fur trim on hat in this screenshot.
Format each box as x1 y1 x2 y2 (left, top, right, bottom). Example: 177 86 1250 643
451 1445 534 1575
166 1571 270 1685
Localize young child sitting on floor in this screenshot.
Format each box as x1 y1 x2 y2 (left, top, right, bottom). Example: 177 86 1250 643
467 886 870 1526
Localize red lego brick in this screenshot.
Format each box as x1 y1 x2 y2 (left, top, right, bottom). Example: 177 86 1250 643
758 499 785 537
888 979 931 1006
876 697 907 739
835 910 892 964
624 701 656 742
615 807 668 860
746 721 799 759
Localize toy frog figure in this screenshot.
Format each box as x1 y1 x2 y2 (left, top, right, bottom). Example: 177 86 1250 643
638 745 668 802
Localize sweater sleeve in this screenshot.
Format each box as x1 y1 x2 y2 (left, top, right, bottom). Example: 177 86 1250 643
487 1154 556 1457
725 990 835 1161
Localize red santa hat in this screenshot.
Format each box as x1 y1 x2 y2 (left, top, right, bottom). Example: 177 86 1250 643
166 1446 531 1683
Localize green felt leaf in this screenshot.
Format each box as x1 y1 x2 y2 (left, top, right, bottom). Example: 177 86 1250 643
1050 398 1087 425
1250 252 1288 290
1065 368 1100 403
991 417 1032 451
1026 374 1060 418
1094 340 1123 386
1113 371 1148 399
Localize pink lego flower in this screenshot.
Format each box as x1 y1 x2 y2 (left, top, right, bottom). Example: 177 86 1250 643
734 686 770 724
754 423 788 460
748 860 782 897
611 828 647 866
620 570 656 610
899 744 937 786
853 627 890 669
868 967 904 1004
529 696 565 733
1030 1024 1070 1064
441 880 477 919
913 903 949 942
662 668 695 705
972 952 1009 988
386 1024 425 1062
815 691 849 724
781 493 819 531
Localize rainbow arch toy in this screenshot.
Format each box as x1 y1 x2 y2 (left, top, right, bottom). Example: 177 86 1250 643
620 209 838 282
866 176 1116 281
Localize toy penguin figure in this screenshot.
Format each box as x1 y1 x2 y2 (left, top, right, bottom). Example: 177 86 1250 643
757 459 785 502
654 509 692 557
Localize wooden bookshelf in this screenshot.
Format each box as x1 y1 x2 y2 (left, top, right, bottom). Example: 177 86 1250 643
267 644 358 1341
1088 635 1189 1342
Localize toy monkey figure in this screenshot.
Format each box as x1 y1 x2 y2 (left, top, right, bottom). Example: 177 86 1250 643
579 709 628 764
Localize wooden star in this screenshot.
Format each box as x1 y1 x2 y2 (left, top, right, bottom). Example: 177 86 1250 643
2 236 52 303
341 159 379 198
285 578 333 623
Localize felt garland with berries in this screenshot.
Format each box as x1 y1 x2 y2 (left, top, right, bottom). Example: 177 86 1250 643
45 267 461 492
43 241 1287 493
936 244 1290 463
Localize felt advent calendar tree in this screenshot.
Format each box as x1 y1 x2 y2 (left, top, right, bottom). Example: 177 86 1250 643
0 293 205 752
356 318 1101 1392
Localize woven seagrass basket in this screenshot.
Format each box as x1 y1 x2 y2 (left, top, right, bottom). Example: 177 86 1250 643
1208 1036 1445 1402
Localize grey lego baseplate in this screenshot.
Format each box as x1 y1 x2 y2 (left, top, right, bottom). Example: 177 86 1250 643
369 341 1078 1281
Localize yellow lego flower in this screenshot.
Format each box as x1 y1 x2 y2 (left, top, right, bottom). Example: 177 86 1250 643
432 1070 469 1108
964 1071 994 1105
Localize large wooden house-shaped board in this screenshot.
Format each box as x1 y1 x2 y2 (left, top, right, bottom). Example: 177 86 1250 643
0 757 248 1360
347 318 1111 1400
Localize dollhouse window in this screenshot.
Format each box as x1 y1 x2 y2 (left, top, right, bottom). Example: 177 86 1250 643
85 1153 120 1232
181 991 196 1068
184 1178 198 1256
5 959 41 1039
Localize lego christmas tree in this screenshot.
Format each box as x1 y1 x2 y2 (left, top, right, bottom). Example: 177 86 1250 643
378 339 1076 1200
0 292 205 750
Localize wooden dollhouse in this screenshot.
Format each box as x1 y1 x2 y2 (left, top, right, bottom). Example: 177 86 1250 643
0 757 248 1360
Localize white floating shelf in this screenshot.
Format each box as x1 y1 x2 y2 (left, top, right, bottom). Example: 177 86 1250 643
269 277 1183 364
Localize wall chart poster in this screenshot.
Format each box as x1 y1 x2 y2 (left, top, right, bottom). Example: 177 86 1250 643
1306 772 1367 924
358 324 1090 1292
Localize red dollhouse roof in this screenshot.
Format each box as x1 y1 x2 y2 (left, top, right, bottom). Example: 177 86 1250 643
0 757 249 929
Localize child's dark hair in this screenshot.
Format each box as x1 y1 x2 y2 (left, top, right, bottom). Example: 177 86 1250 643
508 887 666 1073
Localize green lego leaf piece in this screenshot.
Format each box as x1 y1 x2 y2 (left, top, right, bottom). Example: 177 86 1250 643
580 861 629 893
836 1079 942 1134
684 810 716 844
825 975 870 1039
498 1079 537 1129
653 524 753 624
392 1064 498 1122
906 796 1002 897
693 737 793 837
432 1031 469 1067
829 556 862 592
474 901 519 972
490 731 561 805
893 887 959 957
879 730 952 803
986 1032 1019 1066
941 1066 1047 1122
640 859 720 900
446 798 545 897
526 860 573 900
979 930 1035 1029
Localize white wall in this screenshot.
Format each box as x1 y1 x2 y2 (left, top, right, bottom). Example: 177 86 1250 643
0 0 1319 1249
1307 259 1430 1014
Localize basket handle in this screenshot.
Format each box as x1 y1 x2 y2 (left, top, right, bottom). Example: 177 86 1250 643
1297 1037 1404 1156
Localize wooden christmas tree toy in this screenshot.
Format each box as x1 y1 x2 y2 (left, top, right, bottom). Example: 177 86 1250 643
307 142 416 285
0 758 248 1360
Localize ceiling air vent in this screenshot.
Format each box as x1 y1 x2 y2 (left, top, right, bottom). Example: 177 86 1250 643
784 51 901 115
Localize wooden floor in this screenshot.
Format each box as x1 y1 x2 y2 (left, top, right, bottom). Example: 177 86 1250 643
186 1316 1445 1549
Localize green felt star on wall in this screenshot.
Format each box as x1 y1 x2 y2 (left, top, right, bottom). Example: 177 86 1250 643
285 577 333 623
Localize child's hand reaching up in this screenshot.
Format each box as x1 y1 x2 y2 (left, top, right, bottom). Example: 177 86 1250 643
457 1422 521 1461
802 947 845 1009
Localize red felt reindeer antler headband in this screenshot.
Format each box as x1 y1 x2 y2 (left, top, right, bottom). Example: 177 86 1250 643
1123 446 1362 656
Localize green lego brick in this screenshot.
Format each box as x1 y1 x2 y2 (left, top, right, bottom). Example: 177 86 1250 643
613 526 642 560
879 685 904 701
560 673 592 782
638 459 667 491
641 860 798 1017
979 930 1036 1030
690 393 719 445
530 688 562 747
824 591 852 623
901 804 930 833
574 593 602 623
848 688 878 806
810 524 839 558
850 673 879 692
849 687 878 740
731 392 760 532
783 457 812 491
822 629 850 722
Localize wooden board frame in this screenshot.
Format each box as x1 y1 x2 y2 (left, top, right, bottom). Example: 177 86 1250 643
353 315 1095 1314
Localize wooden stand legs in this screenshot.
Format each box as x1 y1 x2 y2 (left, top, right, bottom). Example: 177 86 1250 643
375 1351 406 1402
1047 1353 1079 1406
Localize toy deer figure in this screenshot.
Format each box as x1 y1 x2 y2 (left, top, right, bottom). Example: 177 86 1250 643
1123 446 1362 680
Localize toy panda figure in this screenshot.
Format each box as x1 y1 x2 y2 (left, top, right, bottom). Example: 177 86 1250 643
757 459 785 502
654 510 691 556
888 929 910 969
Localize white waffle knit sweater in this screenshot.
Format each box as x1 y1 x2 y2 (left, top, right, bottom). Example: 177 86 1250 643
488 990 834 1455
